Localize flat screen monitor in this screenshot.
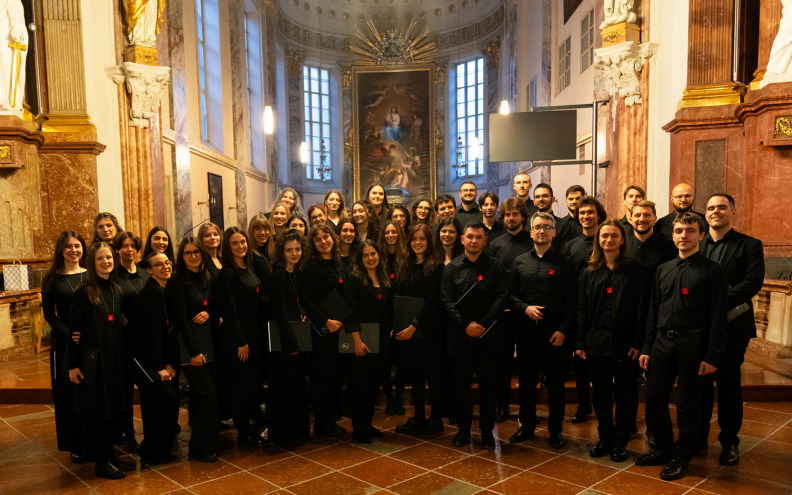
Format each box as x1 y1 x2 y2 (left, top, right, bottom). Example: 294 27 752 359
488 111 577 162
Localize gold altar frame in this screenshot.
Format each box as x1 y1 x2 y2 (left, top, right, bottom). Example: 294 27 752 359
351 65 436 202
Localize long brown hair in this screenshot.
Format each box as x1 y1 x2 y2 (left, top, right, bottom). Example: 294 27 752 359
42 231 87 291
197 222 223 258
307 224 340 262
247 213 271 258
377 220 408 276
85 242 120 305
352 240 390 288
400 223 437 279
221 227 252 267
175 237 211 287
587 219 629 271
92 212 123 245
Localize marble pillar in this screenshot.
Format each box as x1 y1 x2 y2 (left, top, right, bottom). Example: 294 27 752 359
228 0 248 228
752 0 783 90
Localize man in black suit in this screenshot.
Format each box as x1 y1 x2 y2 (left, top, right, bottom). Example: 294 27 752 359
656 183 705 241
512 172 538 217
561 185 585 238
696 193 765 466
621 185 645 235
456 181 483 228
533 183 575 249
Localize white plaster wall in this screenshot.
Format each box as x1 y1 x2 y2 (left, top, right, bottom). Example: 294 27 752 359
81 1 124 224
648 0 689 216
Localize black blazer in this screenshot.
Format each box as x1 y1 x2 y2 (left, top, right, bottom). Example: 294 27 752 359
701 229 765 341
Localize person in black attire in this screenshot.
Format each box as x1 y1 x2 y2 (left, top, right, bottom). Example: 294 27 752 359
352 200 379 242
488 198 533 423
336 219 358 271
346 240 393 443
697 193 765 466
655 183 705 241
139 227 175 268
92 212 123 245
134 253 179 465
170 238 220 462
267 229 311 449
250 218 273 411
216 227 266 447
456 181 483 227
627 201 677 276
42 231 89 464
441 221 508 449
67 243 132 479
394 224 447 435
112 231 148 452
432 195 457 237
635 212 728 481
386 204 411 233
508 212 576 448
248 213 272 262
532 183 574 250
198 222 224 279
366 183 391 225
512 172 539 217
435 217 463 265
620 185 645 235
561 185 585 239
301 224 348 438
479 192 506 241
576 220 649 462
563 196 607 424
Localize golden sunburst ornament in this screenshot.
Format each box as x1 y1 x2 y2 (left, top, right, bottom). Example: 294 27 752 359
350 16 437 65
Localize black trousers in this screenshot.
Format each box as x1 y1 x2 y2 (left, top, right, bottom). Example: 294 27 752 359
421 335 448 421
516 319 570 434
573 354 591 412
351 353 383 433
495 312 518 409
309 332 341 429
382 337 405 400
82 418 115 464
646 331 704 461
399 338 427 419
698 336 751 448
182 362 219 455
447 331 500 433
51 349 85 453
137 373 179 462
588 355 640 447
269 352 310 445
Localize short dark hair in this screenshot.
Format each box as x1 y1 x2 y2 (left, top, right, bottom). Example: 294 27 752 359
708 192 736 208
112 231 142 252
534 183 554 197
673 211 706 233
434 194 456 211
632 200 657 216
460 180 477 191
576 196 607 223
478 192 499 208
462 220 486 234
565 185 586 198
623 185 646 200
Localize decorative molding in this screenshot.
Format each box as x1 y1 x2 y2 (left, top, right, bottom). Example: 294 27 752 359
434 61 447 85
594 41 658 107
344 127 353 163
601 22 640 47
339 63 352 87
774 116 792 138
350 17 437 66
434 119 444 160
105 62 171 128
286 49 304 77
483 38 500 69
679 83 746 109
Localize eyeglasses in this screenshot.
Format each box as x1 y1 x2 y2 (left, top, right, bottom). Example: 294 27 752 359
531 224 555 232
183 250 201 258
152 261 173 269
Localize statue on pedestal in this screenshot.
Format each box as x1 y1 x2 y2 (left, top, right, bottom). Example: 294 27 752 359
0 0 28 114
125 0 165 48
766 0 792 78
601 0 637 29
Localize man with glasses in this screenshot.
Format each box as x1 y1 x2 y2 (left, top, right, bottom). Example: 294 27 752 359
508 212 576 448
456 181 483 228
533 183 575 249
656 183 704 241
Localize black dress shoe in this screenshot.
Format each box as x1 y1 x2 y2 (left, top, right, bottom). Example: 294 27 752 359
69 451 92 464
238 435 266 448
660 457 689 481
549 433 566 449
610 446 628 462
314 423 346 437
395 417 418 434
634 449 672 466
367 426 385 438
494 405 508 423
452 430 471 447
480 431 496 449
415 418 445 436
571 410 589 424
111 456 136 471
589 440 611 458
189 452 219 463
719 444 740 466
509 426 535 443
95 461 126 479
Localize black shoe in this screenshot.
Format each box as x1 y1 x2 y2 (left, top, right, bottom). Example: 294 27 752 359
480 431 496 449
719 444 740 466
111 456 136 471
452 430 471 447
314 423 346 437
352 431 372 444
395 417 418 434
415 418 444 436
189 451 219 463
634 449 672 466
610 446 628 462
509 426 535 443
69 451 92 464
494 405 508 423
367 425 385 438
549 433 566 449
238 435 265 448
589 440 611 458
571 410 589 424
95 461 126 479
660 458 689 481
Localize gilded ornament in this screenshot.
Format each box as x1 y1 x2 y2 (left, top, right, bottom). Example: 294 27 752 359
350 16 437 65
286 49 304 77
0 145 10 159
483 38 500 69
775 117 792 138
124 0 165 48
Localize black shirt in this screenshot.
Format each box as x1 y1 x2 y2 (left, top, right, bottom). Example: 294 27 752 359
509 248 577 336
345 275 393 352
217 264 262 348
563 234 595 276
134 278 176 372
300 258 347 329
656 209 705 240
626 231 677 276
643 252 728 367
488 229 534 272
455 203 483 229
395 263 445 337
268 265 305 353
168 269 217 363
42 272 85 353
484 221 507 242
441 253 508 336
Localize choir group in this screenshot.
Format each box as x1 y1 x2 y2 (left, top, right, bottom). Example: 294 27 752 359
41 175 764 483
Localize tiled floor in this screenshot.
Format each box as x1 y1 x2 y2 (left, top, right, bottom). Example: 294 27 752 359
2 400 792 495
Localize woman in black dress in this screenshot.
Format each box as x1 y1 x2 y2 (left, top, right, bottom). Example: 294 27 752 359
324 189 347 229
336 219 358 271
351 200 378 242
435 217 463 265
386 204 411 233
140 227 175 268
346 240 392 443
576 220 649 462
198 222 223 279
112 232 149 451
300 225 347 437
366 184 390 224
248 213 272 262
134 252 179 465
287 215 308 236
268 229 311 448
394 224 447 434
67 242 132 479
91 212 122 245
307 204 328 228
410 199 435 228
216 227 266 447
170 238 220 462
42 231 88 463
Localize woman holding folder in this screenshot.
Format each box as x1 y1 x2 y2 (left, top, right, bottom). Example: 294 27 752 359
268 229 311 448
394 224 446 434
169 238 219 462
134 252 179 465
347 240 392 443
300 224 349 437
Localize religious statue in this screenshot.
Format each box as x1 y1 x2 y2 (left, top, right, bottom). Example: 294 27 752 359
125 0 165 48
0 0 28 114
600 0 637 29
766 0 792 77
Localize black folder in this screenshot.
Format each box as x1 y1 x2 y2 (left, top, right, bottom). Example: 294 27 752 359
268 321 313 352
318 289 354 322
453 282 496 323
338 323 380 354
393 296 424 340
133 357 161 383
